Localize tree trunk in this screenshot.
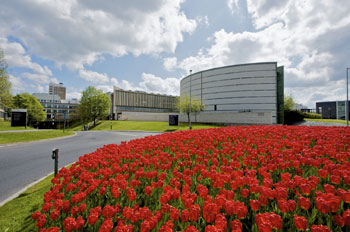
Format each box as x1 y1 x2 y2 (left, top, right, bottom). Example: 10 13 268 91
187 113 190 122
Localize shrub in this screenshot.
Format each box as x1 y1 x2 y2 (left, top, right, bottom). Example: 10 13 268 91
301 112 322 119
284 110 304 125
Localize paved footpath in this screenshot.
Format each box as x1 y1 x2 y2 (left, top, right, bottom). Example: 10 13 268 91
294 120 347 127
0 131 161 205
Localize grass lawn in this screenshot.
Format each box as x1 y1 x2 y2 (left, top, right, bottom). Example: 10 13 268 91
0 130 75 144
0 173 54 232
89 120 221 132
0 120 33 131
304 118 347 124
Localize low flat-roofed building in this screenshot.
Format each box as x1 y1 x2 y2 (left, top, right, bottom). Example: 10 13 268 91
33 93 79 128
111 86 178 121
316 101 349 120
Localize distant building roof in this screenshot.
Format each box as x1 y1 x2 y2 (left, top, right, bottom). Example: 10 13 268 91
33 93 61 101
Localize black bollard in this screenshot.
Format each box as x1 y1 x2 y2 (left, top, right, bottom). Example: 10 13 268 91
52 148 59 177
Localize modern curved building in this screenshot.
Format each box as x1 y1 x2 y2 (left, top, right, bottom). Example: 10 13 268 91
180 62 284 124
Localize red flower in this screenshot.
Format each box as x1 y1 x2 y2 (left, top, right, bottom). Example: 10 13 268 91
35 214 46 228
276 187 288 200
341 191 350 203
145 186 152 196
76 216 85 230
240 188 249 198
99 218 113 232
186 225 199 232
299 184 312 196
288 200 296 212
230 219 242 231
294 215 308 231
47 227 60 232
310 225 331 232
256 212 282 232
329 175 341 185
298 197 311 210
343 210 350 226
189 204 201 222
62 200 70 213
250 200 260 211
278 200 289 213
78 203 86 213
50 209 60 221
181 209 190 223
318 169 328 178
88 213 99 226
63 217 76 232
236 203 248 219
170 207 179 221
334 214 344 227
323 184 335 193
102 205 116 218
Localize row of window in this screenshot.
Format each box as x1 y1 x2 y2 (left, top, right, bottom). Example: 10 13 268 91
115 91 177 109
39 99 60 103
116 106 175 113
42 104 77 109
44 109 76 114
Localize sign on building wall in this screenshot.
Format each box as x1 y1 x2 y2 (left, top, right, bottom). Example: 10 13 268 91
169 114 179 126
11 109 27 127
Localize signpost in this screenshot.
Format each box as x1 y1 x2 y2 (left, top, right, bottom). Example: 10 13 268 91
169 115 179 127
11 109 27 128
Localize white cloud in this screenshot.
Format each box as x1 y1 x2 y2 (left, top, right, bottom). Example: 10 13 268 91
0 37 53 77
110 78 119 86
196 16 209 27
115 73 180 96
0 0 197 70
0 37 54 91
66 91 82 100
8 74 25 91
139 73 180 96
79 69 110 83
163 57 178 71
95 85 113 93
171 0 350 107
227 0 240 13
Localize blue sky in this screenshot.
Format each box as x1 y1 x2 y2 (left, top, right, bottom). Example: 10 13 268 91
1 0 350 108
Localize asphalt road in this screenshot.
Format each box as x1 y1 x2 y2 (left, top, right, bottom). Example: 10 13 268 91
0 131 160 204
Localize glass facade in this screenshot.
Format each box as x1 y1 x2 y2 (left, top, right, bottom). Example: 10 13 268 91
113 88 178 113
337 101 345 120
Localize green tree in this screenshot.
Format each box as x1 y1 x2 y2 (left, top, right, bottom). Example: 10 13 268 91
0 48 13 114
78 86 111 126
12 93 45 125
284 94 296 111
176 95 205 122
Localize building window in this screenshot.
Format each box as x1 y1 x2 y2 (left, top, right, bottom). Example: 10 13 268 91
214 105 217 111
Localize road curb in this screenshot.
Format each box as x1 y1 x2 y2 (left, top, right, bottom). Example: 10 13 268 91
0 131 77 148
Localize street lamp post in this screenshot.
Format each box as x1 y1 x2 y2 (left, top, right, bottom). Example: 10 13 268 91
347 68 349 126
189 70 192 130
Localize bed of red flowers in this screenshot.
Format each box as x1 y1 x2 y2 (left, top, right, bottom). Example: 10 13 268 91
32 125 350 232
